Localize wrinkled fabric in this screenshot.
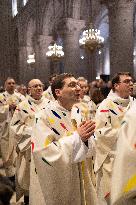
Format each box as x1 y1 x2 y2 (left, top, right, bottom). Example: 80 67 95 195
94 90 133 205
42 86 55 101
0 91 25 176
10 96 48 201
111 103 136 205
31 100 97 205
82 95 97 120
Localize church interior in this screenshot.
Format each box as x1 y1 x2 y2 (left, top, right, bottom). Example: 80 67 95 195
0 0 135 85
0 1 136 205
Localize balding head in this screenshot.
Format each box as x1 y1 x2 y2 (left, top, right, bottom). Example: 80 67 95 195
28 79 44 100
28 79 42 88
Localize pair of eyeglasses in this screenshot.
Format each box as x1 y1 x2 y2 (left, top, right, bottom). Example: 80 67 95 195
119 79 134 84
31 84 44 88
68 82 81 88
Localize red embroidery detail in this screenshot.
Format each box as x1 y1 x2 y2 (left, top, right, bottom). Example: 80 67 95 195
60 123 68 131
31 142 34 152
104 192 110 199
31 108 35 112
100 110 109 112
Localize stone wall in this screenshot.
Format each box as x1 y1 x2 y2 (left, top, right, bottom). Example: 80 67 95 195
0 0 135 85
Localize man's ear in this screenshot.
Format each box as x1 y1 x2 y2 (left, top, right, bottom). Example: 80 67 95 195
114 83 119 91
55 89 61 98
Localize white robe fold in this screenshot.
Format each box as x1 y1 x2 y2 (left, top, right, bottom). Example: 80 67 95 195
10 96 48 201
31 100 97 205
0 91 24 176
43 86 55 101
94 90 133 205
111 103 136 205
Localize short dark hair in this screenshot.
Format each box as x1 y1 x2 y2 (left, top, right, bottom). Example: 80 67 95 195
49 74 58 82
4 77 15 86
51 73 74 99
111 72 131 92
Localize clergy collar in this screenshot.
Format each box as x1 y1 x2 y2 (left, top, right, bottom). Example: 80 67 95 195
107 90 130 107
4 90 16 96
54 100 71 113
28 95 44 105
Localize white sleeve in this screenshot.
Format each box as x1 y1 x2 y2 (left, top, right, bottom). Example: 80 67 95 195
32 112 88 165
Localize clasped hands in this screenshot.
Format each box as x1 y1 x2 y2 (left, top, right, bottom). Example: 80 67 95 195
77 120 96 142
9 103 16 110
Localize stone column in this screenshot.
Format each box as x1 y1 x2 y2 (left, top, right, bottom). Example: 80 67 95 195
34 35 53 83
108 0 134 77
87 50 97 82
18 45 28 83
61 18 85 76
17 0 23 12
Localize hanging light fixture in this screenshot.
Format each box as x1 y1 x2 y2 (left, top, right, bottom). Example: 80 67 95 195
79 24 104 51
79 1 104 51
46 42 64 61
46 0 64 61
27 53 35 64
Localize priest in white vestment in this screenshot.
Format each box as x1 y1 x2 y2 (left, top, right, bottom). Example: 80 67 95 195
31 73 96 205
94 72 134 205
10 79 48 204
42 74 57 101
78 76 97 119
0 77 25 180
111 102 136 205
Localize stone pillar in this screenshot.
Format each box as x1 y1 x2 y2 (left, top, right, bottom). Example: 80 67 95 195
34 35 53 83
102 38 110 75
18 45 28 83
17 0 23 12
72 0 81 20
108 0 134 77
0 1 13 84
87 50 97 82
61 18 85 76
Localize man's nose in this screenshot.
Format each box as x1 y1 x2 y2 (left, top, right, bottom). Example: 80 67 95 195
130 81 133 85
76 84 81 90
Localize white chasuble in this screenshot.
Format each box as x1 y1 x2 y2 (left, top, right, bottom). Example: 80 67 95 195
94 90 133 204
31 100 96 205
10 96 49 201
111 103 136 205
0 91 24 176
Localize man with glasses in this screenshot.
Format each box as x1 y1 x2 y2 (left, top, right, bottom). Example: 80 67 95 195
10 79 48 205
30 73 96 205
94 72 134 205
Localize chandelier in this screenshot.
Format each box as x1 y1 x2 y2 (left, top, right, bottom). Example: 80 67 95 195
46 42 64 61
27 53 35 64
79 23 104 51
